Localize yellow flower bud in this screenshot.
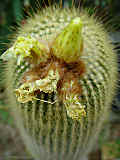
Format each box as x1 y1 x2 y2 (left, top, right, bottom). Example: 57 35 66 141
52 17 83 63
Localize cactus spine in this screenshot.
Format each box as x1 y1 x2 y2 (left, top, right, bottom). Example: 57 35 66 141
1 4 118 160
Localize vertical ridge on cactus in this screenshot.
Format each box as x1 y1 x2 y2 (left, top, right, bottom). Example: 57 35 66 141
1 2 118 160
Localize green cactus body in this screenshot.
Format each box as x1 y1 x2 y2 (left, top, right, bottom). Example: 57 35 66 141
1 5 118 160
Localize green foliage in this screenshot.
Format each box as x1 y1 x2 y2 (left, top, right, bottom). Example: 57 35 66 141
0 107 13 125
13 0 23 23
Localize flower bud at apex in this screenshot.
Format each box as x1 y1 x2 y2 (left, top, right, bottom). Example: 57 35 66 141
52 17 83 63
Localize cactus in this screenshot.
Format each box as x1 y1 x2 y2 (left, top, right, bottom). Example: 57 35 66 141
1 3 118 160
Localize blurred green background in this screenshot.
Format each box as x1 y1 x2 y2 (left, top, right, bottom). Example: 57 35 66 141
0 0 120 159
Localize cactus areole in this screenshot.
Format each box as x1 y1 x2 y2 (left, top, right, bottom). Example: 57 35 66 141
1 4 118 160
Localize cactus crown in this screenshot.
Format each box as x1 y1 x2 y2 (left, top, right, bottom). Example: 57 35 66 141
3 14 86 121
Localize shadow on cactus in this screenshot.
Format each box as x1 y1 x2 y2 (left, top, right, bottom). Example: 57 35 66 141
0 1 118 160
